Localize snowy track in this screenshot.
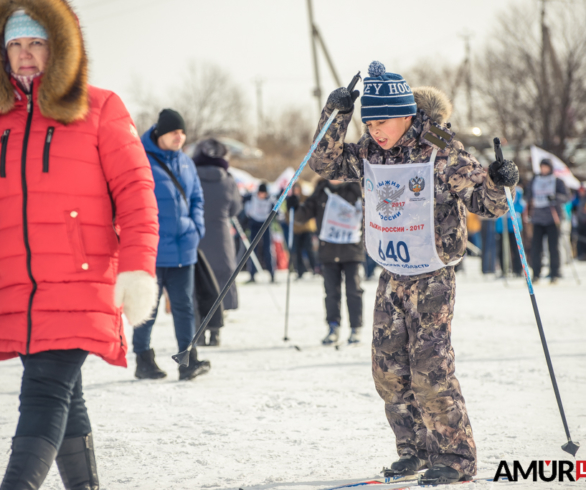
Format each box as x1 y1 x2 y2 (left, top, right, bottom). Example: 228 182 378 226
1 258 585 489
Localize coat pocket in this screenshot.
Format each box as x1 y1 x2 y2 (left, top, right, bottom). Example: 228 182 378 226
43 127 55 173
64 209 90 272
0 129 10 178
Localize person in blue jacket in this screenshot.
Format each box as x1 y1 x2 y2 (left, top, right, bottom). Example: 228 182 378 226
133 109 210 381
496 184 526 276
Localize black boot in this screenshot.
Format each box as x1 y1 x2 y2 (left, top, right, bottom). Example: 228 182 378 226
135 348 167 379
56 433 99 490
383 455 427 477
0 436 58 490
178 348 211 381
208 328 221 347
419 464 467 485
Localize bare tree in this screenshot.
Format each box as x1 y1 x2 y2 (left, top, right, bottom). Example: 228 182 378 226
131 61 249 144
235 107 315 181
475 0 586 162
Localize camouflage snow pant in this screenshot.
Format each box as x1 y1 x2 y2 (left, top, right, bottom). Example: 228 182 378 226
372 267 477 476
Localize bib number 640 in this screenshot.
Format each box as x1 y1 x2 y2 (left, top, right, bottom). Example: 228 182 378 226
378 240 410 263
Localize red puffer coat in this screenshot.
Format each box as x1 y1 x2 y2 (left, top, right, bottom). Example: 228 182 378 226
0 0 159 367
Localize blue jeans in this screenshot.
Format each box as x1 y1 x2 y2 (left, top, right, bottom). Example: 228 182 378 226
16 349 91 448
133 265 195 354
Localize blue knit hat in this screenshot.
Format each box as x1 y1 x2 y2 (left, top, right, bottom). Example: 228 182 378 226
360 61 417 123
4 10 48 47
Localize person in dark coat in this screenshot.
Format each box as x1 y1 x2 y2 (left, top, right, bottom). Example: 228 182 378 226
194 138 242 345
286 182 318 278
293 179 364 344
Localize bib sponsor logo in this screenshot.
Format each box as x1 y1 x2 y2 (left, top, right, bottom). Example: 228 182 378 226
375 180 405 221
409 176 425 196
366 179 374 192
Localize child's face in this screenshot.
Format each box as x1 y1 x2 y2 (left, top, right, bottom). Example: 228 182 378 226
366 116 412 150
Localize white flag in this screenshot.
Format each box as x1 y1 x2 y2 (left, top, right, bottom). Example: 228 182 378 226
530 145 581 190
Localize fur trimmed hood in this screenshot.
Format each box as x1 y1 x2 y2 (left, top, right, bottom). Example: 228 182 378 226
413 86 452 125
0 0 88 124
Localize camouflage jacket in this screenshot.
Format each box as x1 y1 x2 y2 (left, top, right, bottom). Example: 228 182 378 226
308 105 509 274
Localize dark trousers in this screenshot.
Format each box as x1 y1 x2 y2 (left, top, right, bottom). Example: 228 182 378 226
497 232 523 275
577 224 586 258
364 253 378 279
15 349 90 449
322 261 363 329
531 223 560 278
481 220 496 274
133 265 195 354
293 232 316 277
248 219 274 278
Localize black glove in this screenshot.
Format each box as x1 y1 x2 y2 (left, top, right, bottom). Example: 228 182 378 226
287 195 300 211
325 87 360 114
488 159 519 187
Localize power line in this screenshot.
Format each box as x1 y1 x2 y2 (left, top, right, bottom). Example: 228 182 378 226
83 0 182 24
75 0 121 10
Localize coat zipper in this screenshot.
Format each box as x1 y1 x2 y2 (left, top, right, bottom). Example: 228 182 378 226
22 92 37 355
0 129 10 178
42 127 54 173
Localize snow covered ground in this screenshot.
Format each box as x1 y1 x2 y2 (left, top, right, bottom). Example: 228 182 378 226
1 257 585 489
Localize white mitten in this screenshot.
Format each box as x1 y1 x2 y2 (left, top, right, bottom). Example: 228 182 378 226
114 271 159 327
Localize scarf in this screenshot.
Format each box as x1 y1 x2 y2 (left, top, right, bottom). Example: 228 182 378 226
11 71 43 93
193 153 229 171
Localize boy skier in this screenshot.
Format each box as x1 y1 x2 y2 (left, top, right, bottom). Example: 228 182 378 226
308 62 518 484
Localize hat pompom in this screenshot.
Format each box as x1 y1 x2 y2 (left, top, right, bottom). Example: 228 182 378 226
368 61 386 78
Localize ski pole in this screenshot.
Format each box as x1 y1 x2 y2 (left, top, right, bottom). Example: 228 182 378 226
493 137 580 457
561 225 581 285
284 208 295 342
231 217 282 314
172 71 362 367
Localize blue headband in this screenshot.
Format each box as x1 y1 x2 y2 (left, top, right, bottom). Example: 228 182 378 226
5 10 48 46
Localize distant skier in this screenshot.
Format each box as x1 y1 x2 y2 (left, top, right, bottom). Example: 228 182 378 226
292 179 364 344
308 62 518 484
244 183 276 282
526 158 568 283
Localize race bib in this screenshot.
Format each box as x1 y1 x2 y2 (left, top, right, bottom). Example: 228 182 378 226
532 174 556 209
319 188 362 244
364 149 451 275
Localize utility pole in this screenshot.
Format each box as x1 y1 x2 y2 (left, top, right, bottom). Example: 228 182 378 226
460 33 474 127
307 0 322 116
254 78 264 145
306 0 361 135
540 0 551 150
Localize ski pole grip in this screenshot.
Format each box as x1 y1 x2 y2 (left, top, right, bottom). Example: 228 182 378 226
347 71 361 92
493 137 504 164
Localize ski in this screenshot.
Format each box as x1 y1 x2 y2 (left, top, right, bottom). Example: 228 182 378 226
326 473 422 490
325 475 507 490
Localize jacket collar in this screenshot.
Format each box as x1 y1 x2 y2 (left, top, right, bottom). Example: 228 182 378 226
142 126 182 160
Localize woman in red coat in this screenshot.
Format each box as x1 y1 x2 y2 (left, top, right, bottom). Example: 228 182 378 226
0 1 159 488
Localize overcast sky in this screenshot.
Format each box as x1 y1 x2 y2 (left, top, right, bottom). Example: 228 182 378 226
70 0 515 124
